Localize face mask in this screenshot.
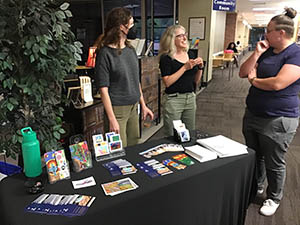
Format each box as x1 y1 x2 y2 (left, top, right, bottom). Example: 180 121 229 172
127 25 136 40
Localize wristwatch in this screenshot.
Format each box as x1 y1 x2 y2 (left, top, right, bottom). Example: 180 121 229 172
198 65 204 70
249 77 256 84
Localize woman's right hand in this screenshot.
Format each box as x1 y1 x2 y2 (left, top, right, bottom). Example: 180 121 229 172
184 59 197 70
256 40 269 54
109 118 120 134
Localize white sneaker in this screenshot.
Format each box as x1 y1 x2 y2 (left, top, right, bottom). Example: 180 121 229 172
259 199 279 216
257 187 264 195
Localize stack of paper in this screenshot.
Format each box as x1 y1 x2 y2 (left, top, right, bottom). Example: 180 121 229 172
196 135 248 158
185 145 218 162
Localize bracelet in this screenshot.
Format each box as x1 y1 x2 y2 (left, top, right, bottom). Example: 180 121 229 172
198 66 204 70
249 77 256 84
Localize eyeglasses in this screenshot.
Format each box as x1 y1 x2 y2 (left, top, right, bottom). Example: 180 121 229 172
175 33 187 39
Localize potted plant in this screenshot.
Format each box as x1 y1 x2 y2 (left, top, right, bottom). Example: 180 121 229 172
0 0 82 160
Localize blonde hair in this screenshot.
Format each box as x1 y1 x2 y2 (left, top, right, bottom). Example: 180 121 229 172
158 25 189 59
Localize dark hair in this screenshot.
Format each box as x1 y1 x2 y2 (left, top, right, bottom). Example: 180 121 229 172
95 7 132 50
226 42 238 53
271 7 297 38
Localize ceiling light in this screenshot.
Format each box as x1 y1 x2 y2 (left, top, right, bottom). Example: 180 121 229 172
252 8 277 11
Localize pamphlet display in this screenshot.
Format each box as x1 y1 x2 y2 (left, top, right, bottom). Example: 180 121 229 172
173 120 190 143
24 193 96 217
44 150 70 184
69 141 93 172
101 177 138 196
93 132 125 162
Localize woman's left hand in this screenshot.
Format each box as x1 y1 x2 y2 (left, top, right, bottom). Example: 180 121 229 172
142 105 154 121
248 68 257 83
194 57 203 67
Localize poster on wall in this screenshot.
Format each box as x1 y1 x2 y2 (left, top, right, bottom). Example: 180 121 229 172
188 17 206 40
213 0 236 12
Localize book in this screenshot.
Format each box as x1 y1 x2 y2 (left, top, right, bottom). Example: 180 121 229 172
129 38 146 56
196 135 248 158
185 145 218 162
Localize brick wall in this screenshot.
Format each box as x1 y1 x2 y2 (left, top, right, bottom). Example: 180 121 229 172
224 12 237 49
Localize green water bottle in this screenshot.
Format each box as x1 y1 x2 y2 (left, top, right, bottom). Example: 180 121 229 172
21 127 42 178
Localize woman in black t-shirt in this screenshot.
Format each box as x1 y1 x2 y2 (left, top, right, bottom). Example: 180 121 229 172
159 25 203 136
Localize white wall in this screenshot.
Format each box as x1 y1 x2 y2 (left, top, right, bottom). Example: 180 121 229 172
178 0 214 83
213 11 226 54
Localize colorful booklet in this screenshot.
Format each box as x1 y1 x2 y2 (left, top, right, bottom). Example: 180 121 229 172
69 141 93 172
172 153 195 166
44 150 70 184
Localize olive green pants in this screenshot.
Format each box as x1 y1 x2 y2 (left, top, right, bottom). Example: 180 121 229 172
163 92 196 136
104 103 139 147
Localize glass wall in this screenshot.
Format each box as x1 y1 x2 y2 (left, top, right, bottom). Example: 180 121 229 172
68 0 177 62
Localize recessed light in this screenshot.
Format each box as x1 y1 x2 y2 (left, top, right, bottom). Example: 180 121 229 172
252 8 277 11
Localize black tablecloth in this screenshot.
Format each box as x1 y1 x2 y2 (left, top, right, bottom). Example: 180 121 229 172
0 133 256 225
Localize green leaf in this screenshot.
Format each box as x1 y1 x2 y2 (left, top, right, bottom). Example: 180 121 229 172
39 79 48 86
0 52 7 60
6 102 13 111
3 80 7 88
54 24 62 36
32 43 39 54
59 128 66 134
53 131 60 140
25 40 33 49
17 135 23 143
74 41 83 48
65 10 72 17
74 53 81 61
9 97 18 105
23 87 31 94
40 47 47 55
53 124 61 131
30 54 35 62
0 72 5 81
12 135 17 144
60 2 70 11
55 10 66 20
